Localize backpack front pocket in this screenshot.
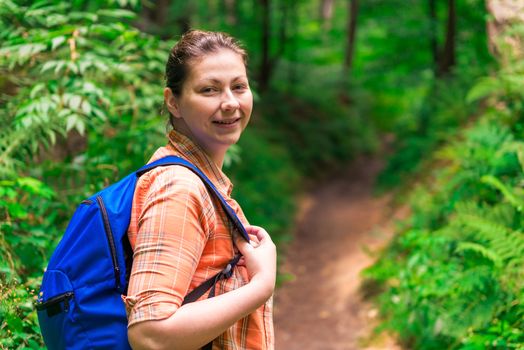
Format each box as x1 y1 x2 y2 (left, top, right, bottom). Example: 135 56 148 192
36 269 74 350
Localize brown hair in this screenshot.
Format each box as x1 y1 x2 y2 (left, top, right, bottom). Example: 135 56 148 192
165 29 248 96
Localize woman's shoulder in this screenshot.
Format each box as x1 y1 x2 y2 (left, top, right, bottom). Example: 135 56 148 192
137 164 209 199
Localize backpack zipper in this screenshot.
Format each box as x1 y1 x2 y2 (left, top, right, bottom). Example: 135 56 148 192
35 291 74 313
96 195 121 289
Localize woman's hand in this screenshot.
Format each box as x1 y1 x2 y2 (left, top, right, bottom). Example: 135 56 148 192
129 225 276 350
235 225 276 298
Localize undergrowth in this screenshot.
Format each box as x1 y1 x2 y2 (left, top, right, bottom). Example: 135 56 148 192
364 25 524 350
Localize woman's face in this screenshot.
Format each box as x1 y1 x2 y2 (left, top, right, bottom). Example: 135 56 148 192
165 49 253 165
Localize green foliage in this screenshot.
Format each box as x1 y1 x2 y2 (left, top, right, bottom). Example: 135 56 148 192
0 279 44 349
365 37 524 349
0 178 59 278
0 1 169 347
258 84 377 177
228 128 300 244
0 1 305 347
0 0 170 177
377 70 490 191
372 0 493 191
3 0 515 348
0 177 58 348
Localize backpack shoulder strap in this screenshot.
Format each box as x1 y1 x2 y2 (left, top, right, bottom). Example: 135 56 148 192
135 156 246 349
135 156 250 242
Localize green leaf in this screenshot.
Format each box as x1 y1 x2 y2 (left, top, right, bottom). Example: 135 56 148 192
45 14 68 27
68 95 82 110
50 36 66 51
481 175 524 211
96 9 136 20
40 60 57 73
81 100 92 115
75 116 85 136
66 114 79 132
456 242 502 267
29 84 46 99
67 61 79 74
92 107 108 121
68 11 98 23
16 177 46 195
504 74 524 94
7 202 28 219
46 128 56 145
53 60 65 74
466 77 500 103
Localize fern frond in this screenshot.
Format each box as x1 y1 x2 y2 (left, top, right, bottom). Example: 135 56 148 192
481 175 524 211
500 140 524 174
456 242 502 267
456 213 510 240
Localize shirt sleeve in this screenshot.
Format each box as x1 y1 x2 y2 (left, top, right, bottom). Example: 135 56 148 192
124 166 213 327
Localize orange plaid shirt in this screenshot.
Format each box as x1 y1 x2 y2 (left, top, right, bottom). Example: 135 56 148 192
123 130 274 350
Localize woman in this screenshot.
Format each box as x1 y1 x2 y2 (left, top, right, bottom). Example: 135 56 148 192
123 30 276 350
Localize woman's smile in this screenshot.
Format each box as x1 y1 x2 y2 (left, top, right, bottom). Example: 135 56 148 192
165 48 253 166
212 117 242 127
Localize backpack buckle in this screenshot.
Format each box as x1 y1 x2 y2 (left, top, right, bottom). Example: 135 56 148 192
221 263 233 279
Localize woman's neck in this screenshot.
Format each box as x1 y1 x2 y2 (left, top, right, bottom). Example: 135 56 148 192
171 125 226 169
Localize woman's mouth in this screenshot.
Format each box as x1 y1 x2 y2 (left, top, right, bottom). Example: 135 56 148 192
213 118 241 126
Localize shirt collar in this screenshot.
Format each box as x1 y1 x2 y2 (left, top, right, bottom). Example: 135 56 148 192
166 129 234 196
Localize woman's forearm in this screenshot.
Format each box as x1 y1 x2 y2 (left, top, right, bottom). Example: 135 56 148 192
128 277 273 350
129 225 276 350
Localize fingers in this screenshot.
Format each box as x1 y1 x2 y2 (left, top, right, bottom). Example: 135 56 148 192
236 256 246 266
248 233 260 245
234 225 273 257
244 225 271 243
236 239 254 256
233 231 254 255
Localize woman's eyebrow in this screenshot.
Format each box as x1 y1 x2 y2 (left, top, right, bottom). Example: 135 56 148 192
198 75 247 83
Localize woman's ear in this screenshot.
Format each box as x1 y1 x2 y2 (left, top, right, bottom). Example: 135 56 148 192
164 87 181 119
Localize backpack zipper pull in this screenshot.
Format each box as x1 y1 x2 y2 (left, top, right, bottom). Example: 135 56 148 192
63 298 70 313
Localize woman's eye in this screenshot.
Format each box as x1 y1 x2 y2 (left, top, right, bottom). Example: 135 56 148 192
201 87 217 94
234 84 247 91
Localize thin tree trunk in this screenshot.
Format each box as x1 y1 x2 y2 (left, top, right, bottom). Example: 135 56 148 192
320 0 335 32
428 0 439 71
343 0 359 75
224 0 237 25
437 0 456 76
277 0 288 59
136 0 170 35
287 0 299 89
176 16 191 34
154 0 170 27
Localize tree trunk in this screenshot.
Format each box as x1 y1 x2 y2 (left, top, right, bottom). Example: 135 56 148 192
320 0 335 32
437 0 456 76
343 0 359 75
153 0 170 27
428 0 439 71
287 0 299 89
277 0 288 59
136 0 170 34
258 0 271 93
486 0 524 60
176 13 191 35
223 0 237 25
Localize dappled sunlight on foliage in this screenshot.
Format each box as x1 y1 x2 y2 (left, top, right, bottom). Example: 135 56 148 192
2 0 523 348
365 24 524 348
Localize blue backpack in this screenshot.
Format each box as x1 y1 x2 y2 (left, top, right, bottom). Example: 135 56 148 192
36 156 249 350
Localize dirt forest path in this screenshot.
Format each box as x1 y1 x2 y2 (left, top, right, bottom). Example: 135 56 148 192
273 157 405 350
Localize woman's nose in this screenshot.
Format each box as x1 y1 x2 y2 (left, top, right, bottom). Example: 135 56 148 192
221 90 240 111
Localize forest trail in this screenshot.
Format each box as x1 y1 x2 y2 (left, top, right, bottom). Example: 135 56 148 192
273 156 405 350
